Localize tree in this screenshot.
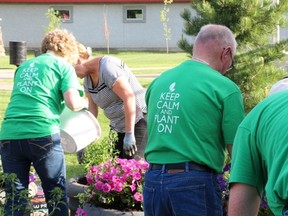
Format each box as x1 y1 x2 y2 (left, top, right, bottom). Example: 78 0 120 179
103 5 111 54
43 8 63 33
178 0 288 112
160 0 173 53
0 18 5 57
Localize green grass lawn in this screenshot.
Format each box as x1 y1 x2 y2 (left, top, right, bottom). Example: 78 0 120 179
0 90 10 123
0 51 188 179
0 50 189 72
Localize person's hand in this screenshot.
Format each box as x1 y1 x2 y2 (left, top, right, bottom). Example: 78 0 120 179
82 97 89 110
123 132 137 156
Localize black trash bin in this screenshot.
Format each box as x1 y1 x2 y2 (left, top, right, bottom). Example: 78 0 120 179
9 41 27 67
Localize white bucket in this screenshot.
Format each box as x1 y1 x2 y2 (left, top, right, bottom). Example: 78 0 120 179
60 107 101 153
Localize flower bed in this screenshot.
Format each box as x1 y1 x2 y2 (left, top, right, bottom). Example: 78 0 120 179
217 163 273 216
75 158 149 215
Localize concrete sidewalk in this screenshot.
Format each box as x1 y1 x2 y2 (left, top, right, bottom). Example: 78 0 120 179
0 69 159 91
0 69 14 79
0 69 14 90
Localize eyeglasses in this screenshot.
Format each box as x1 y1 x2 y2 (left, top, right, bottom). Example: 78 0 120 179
226 49 234 72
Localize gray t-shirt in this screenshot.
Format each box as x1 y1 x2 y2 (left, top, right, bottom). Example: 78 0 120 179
84 56 146 133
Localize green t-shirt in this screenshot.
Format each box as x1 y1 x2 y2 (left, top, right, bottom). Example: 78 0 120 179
0 53 83 140
144 60 245 173
230 90 288 216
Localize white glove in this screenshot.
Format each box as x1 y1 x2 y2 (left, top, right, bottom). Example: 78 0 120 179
123 132 137 156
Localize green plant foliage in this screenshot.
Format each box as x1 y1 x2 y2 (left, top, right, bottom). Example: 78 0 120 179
160 0 173 53
47 187 66 215
1 173 31 214
82 131 119 171
178 0 288 112
43 8 63 33
0 171 65 215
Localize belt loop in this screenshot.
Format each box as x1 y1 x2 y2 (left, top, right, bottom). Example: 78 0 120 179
185 162 189 172
161 164 166 173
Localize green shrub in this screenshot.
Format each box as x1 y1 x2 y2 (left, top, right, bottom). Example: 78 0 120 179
82 131 119 171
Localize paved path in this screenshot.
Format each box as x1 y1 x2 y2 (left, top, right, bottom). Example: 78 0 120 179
0 69 160 91
0 69 14 90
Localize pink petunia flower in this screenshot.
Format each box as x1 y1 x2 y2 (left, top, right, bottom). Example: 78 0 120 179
75 208 88 216
133 192 143 202
130 183 136 192
102 183 112 193
94 181 104 191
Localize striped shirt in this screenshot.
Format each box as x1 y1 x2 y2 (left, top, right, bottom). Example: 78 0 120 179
84 56 146 133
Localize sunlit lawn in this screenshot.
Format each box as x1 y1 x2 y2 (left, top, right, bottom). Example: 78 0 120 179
0 51 188 179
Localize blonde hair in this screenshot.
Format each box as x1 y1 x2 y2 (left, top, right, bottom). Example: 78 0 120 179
77 42 91 60
41 29 78 64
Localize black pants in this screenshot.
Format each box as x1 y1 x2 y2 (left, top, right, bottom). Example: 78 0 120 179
115 116 147 160
77 116 147 163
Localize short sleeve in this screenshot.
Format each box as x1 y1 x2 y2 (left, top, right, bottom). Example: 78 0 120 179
61 63 84 96
222 91 245 144
230 127 265 195
100 56 127 88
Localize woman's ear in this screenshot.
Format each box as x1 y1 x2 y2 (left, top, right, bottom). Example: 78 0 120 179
77 58 82 65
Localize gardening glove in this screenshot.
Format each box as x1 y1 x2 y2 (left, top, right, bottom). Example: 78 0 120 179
123 132 137 156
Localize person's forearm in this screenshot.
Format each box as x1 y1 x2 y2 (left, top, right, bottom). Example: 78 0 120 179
70 97 88 111
124 95 136 133
64 88 88 111
111 76 136 132
86 93 98 117
123 94 137 156
228 183 261 216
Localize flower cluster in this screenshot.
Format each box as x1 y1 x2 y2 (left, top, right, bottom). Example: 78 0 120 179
80 158 149 212
29 172 37 183
217 163 231 215
75 208 87 216
217 163 273 216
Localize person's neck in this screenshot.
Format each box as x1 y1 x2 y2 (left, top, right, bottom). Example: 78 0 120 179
85 57 101 72
192 56 210 65
86 57 102 87
46 50 65 59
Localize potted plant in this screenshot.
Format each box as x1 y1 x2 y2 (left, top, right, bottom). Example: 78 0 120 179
73 157 149 216
67 131 148 216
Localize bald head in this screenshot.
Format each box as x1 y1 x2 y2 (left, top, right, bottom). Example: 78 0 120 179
193 24 237 56
192 24 237 74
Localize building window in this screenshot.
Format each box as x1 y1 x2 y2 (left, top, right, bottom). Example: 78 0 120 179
51 6 73 23
123 6 146 23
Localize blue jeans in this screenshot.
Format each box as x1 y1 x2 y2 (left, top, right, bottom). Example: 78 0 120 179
143 168 223 216
283 206 288 216
0 133 68 216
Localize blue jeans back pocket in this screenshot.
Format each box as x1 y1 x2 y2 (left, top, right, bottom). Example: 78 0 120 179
28 134 61 160
0 140 11 156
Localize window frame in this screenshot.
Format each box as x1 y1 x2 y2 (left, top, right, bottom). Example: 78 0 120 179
123 6 146 23
51 6 73 23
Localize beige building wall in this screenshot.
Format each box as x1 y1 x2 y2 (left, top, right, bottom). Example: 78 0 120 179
0 2 194 51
